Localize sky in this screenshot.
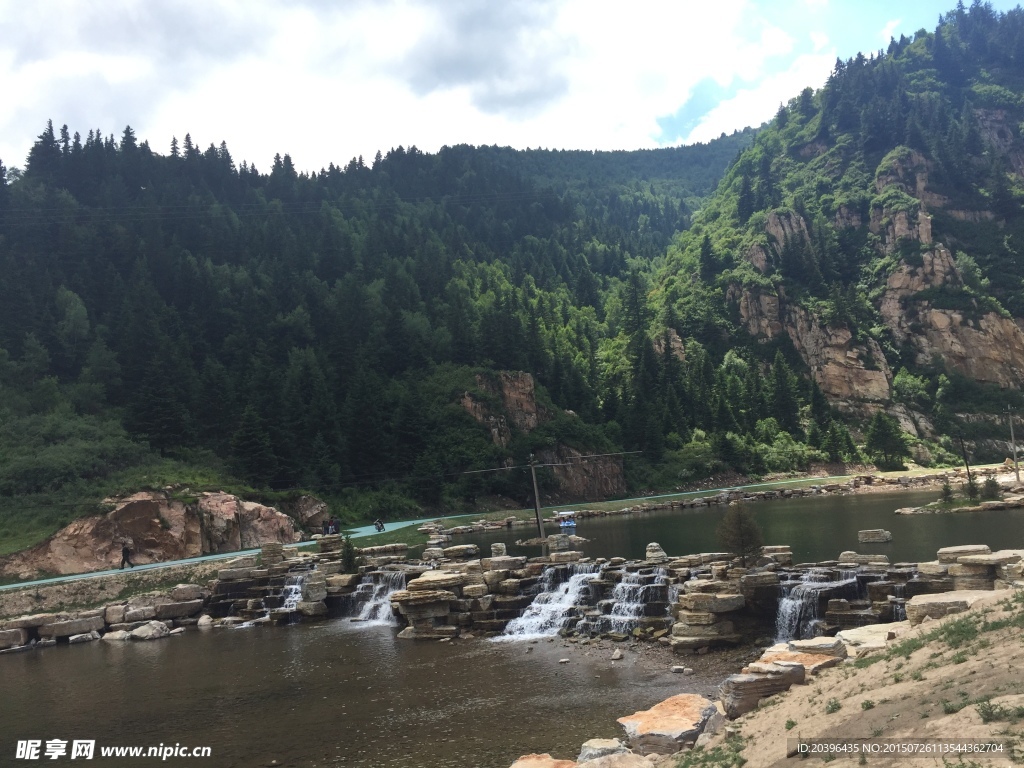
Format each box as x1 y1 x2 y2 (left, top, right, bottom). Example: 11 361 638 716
1 0 1022 174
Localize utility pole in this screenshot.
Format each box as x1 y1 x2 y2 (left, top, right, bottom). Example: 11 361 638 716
529 454 545 540
1009 405 1020 483
958 434 974 492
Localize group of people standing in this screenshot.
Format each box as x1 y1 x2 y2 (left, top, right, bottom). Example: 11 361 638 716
321 518 341 536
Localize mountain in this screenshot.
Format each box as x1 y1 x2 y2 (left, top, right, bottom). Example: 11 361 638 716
4 1 1024 559
0 122 758 555
653 1 1024 461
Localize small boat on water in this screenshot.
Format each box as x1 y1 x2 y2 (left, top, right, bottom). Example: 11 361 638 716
554 510 577 529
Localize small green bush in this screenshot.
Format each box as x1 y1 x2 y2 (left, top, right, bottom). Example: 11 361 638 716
825 698 842 714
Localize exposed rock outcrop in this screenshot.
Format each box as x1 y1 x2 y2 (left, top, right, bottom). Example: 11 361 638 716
461 371 626 499
879 248 1024 388
0 491 302 579
729 285 891 404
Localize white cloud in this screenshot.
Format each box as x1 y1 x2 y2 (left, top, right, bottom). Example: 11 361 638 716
683 50 837 144
880 18 902 44
0 0 853 171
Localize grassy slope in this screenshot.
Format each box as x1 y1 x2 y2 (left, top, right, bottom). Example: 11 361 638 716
686 591 1024 768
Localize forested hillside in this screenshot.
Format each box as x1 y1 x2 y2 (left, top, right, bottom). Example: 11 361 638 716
5 1 1024 558
651 1 1024 467
0 123 758 553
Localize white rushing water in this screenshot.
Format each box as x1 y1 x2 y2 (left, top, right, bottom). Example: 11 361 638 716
353 571 406 625
497 564 601 640
607 572 649 634
280 573 304 611
775 568 859 641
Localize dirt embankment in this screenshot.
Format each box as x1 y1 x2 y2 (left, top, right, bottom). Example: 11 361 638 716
699 591 1024 767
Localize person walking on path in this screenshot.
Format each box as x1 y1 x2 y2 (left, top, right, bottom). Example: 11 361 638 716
119 541 135 570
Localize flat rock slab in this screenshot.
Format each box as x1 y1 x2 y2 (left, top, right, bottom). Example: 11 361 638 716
957 550 1024 565
757 649 843 674
937 545 991 564
906 589 1011 625
677 593 745 613
406 571 466 591
837 621 910 652
38 616 104 638
1 613 65 630
154 600 204 620
788 637 848 658
617 693 716 755
507 755 577 768
916 561 949 576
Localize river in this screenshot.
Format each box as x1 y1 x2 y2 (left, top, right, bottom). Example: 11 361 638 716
461 489 1024 564
5 489 1024 767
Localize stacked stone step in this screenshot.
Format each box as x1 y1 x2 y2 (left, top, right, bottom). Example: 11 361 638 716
720 637 846 718
391 569 467 638
208 557 263 617
317 534 343 553
474 555 529 631
297 570 328 617
936 545 994 590
670 588 745 654
941 545 1022 590
261 542 284 565
760 545 793 566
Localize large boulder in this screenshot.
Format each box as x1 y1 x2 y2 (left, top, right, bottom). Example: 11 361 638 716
130 620 170 641
617 694 717 755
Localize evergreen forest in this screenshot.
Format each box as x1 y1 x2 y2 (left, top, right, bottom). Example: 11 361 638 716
4 1 1024 555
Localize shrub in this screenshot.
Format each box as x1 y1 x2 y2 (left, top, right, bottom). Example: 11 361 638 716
981 477 1001 500
825 698 842 714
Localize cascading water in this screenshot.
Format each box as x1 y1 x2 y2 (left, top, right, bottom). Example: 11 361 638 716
497 564 601 640
775 568 860 641
351 571 406 625
607 572 647 633
892 583 907 622
280 573 304 611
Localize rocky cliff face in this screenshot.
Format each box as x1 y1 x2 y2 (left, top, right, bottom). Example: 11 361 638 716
734 146 1024 412
0 491 302 580
536 444 626 502
460 371 626 499
729 285 892 406
878 248 1024 389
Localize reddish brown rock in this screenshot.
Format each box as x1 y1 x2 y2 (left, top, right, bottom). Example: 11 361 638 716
617 693 717 755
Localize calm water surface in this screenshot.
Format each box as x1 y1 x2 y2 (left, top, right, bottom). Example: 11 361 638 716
1 621 719 768
464 490 1024 564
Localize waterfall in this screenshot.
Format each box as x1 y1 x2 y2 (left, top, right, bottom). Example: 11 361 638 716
892 583 907 622
280 573 305 611
351 571 406 625
775 568 859 641
607 572 650 634
497 564 601 640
